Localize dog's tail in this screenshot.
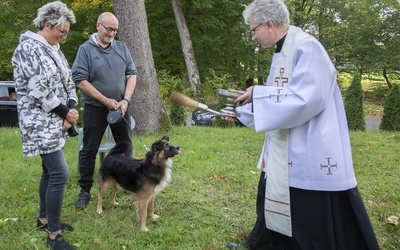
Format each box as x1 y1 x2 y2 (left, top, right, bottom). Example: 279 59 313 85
108 141 133 157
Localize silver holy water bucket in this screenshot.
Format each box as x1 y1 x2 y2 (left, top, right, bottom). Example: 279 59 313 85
216 89 245 117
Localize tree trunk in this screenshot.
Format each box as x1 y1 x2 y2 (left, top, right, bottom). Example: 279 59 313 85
257 77 264 85
171 0 202 98
382 68 393 89
113 0 171 135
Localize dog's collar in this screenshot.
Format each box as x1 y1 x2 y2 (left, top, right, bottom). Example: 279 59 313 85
141 159 148 164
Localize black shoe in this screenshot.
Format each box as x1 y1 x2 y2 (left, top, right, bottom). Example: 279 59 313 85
75 190 91 209
37 219 74 231
46 234 73 250
226 242 247 249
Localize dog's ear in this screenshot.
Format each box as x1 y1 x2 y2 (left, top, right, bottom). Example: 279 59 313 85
161 135 169 141
151 141 165 152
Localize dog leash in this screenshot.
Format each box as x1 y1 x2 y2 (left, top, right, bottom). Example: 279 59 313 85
122 116 150 152
135 134 150 152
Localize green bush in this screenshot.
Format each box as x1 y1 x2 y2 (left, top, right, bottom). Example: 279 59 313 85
169 103 186 126
157 70 188 126
344 71 366 131
380 84 400 131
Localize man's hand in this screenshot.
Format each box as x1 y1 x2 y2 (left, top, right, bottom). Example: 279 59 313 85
103 98 119 110
117 100 129 117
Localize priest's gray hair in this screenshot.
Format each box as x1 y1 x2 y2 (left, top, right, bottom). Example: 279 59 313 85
33 1 76 30
243 0 290 27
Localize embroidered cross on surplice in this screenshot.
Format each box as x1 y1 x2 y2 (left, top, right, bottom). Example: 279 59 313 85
320 157 338 175
274 68 289 87
268 88 288 103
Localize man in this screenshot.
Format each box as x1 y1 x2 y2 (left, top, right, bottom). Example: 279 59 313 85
72 12 138 209
224 0 379 249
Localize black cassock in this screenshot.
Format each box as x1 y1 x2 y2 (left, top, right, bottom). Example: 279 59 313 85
243 173 379 250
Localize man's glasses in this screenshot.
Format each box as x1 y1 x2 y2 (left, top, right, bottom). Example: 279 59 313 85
99 23 118 33
249 23 263 38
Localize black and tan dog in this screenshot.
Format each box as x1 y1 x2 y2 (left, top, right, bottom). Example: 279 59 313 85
96 136 180 232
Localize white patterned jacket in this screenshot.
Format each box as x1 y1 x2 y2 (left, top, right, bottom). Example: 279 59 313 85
12 31 77 156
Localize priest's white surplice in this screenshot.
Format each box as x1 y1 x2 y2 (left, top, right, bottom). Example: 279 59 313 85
237 26 357 236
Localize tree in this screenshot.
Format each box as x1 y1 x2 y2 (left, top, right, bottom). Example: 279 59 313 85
171 0 202 98
344 71 366 131
0 0 43 80
2 0 400 97
376 0 400 89
113 0 171 134
146 0 270 85
380 84 400 131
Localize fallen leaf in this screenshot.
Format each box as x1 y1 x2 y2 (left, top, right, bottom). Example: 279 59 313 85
229 235 240 240
155 207 163 215
386 215 399 226
0 217 18 223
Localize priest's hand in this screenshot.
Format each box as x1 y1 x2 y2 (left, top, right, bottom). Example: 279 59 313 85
221 115 236 123
235 86 253 106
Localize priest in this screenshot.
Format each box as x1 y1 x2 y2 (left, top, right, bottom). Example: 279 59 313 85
224 0 379 249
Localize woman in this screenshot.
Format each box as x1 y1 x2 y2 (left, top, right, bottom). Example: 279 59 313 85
12 1 78 249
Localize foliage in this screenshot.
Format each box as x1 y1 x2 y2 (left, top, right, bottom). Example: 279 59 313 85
0 127 398 249
158 70 189 102
169 82 186 126
0 0 43 80
380 84 400 131
2 0 400 114
145 0 272 83
0 0 399 86
200 70 244 104
169 103 186 126
0 0 113 81
344 71 366 131
157 70 188 126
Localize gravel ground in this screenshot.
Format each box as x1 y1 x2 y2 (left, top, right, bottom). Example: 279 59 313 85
365 117 381 130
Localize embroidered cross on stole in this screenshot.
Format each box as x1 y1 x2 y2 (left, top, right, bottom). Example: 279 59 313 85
264 26 311 237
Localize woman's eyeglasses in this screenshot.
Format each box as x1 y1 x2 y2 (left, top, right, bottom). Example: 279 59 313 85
58 29 69 36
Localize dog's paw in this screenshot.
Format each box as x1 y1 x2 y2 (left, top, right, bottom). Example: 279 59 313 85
151 214 160 220
96 206 103 214
112 201 119 206
140 227 149 233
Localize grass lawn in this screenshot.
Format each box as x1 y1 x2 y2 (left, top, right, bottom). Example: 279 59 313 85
0 126 399 249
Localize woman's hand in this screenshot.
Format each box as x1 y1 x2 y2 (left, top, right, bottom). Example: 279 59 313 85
65 108 79 125
62 119 73 131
